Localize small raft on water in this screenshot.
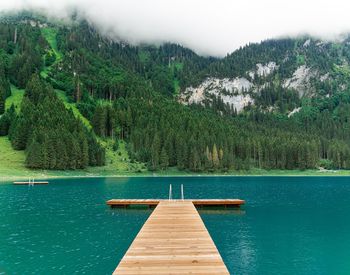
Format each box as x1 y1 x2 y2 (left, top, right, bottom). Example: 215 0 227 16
13 179 49 185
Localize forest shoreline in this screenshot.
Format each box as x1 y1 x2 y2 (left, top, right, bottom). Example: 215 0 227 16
1 168 350 182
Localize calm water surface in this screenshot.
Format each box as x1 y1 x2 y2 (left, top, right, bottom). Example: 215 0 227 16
0 176 350 275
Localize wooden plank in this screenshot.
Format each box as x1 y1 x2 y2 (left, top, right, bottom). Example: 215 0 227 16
107 199 161 206
107 199 245 207
113 201 230 274
192 199 245 207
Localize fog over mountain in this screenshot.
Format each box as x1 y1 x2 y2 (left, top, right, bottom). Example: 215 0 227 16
1 0 350 56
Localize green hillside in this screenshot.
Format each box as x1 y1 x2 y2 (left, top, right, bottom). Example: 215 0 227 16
0 136 28 177
6 85 24 111
2 15 350 177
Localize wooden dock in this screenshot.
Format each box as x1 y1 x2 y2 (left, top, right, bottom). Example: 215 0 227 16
13 181 49 185
107 199 245 208
113 200 230 274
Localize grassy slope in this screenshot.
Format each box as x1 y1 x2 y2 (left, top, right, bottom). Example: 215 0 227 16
172 62 183 95
40 27 63 78
56 90 92 129
6 85 24 112
0 136 54 179
86 139 147 176
2 88 148 179
55 91 148 173
1 88 149 179
0 136 26 176
0 136 148 181
41 28 92 128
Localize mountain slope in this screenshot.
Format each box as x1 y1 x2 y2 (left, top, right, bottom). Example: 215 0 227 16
1 14 350 173
180 37 350 115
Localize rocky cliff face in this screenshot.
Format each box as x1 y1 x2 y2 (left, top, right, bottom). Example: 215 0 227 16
178 36 350 113
180 52 339 112
179 77 254 112
180 61 283 112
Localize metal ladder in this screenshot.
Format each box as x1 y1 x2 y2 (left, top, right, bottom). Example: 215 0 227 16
168 184 184 201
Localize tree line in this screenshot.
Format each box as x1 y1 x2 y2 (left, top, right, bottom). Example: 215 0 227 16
1 75 105 170
88 96 350 171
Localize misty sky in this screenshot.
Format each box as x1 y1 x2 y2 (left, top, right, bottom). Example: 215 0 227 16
0 0 350 56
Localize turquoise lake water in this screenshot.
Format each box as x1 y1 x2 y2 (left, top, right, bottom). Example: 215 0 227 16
0 176 350 274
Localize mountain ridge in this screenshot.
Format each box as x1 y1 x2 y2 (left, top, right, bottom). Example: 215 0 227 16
1 14 350 174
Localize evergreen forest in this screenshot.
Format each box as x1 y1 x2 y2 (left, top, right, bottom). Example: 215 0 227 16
1 13 350 172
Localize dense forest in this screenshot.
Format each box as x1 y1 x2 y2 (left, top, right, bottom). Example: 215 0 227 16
1 13 350 172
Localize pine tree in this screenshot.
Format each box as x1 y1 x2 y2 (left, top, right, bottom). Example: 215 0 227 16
74 74 81 102
10 116 29 150
189 147 201 172
106 105 116 138
55 139 68 170
219 148 224 161
24 74 44 104
175 133 186 170
67 135 79 170
205 146 213 169
0 91 4 115
0 113 10 135
47 140 57 169
160 147 169 170
92 105 107 137
26 141 42 169
40 141 49 169
79 132 89 168
150 134 161 170
125 106 132 139
212 144 220 169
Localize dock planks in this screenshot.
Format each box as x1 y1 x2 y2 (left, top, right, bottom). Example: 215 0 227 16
107 199 245 208
113 201 230 274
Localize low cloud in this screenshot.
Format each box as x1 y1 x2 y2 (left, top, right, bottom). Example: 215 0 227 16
1 0 350 56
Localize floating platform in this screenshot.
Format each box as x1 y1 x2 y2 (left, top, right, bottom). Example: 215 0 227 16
113 200 230 274
13 181 49 185
107 199 245 208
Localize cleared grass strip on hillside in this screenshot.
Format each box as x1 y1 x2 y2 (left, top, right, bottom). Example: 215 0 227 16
41 27 63 78
6 85 24 112
56 90 92 129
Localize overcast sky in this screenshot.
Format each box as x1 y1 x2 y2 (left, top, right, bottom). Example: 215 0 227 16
0 0 350 56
